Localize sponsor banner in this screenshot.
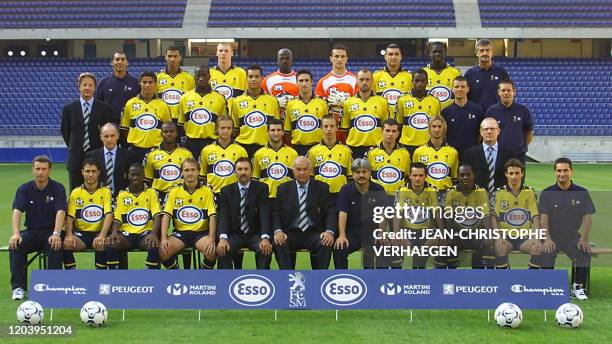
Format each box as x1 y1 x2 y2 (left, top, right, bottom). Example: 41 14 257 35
30 270 567 310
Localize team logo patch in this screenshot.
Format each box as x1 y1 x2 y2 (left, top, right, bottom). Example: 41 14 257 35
210 80 218 88
127 208 149 226
260 157 270 166
154 154 164 161
291 109 300 118
319 161 342 178
81 205 104 223
408 113 430 130
500 200 509 209
123 197 133 205
377 81 386 88
244 111 267 129
162 89 182 106
382 89 402 106
213 160 235 177
190 108 213 125
350 104 359 111
186 100 194 108
267 163 288 180
160 164 181 182
208 153 217 162
427 162 449 180
132 103 141 111
429 86 451 103
214 85 233 100
296 114 318 132
274 84 284 92
159 79 168 85
403 101 414 108
239 101 249 109
377 166 402 184
504 208 529 227
76 198 84 206
354 115 377 132
135 114 158 131
177 206 203 224
419 155 429 163
315 155 324 163
374 155 384 163
174 198 183 206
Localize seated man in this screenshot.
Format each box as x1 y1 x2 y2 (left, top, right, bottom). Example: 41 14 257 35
159 158 217 269
105 164 161 269
63 159 113 269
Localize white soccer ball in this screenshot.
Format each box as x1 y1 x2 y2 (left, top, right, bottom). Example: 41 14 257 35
495 302 523 328
80 301 107 326
16 301 44 325
556 303 584 328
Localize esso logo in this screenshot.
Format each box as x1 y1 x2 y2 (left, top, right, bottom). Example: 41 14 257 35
136 114 158 131
319 161 341 178
162 89 182 105
382 89 403 106
190 108 213 125
354 115 377 132
377 166 402 184
213 160 235 177
127 208 149 226
244 111 267 129
427 162 449 180
320 274 367 306
229 274 275 307
409 113 430 130
81 205 104 223
267 163 288 181
504 208 529 227
214 85 233 100
177 206 203 224
296 114 318 132
429 86 451 102
160 164 181 182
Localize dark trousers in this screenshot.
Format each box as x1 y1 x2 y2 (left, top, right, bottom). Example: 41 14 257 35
10 230 63 290
333 232 362 269
218 232 271 269
273 229 331 269
242 143 264 160
539 234 591 286
68 170 84 191
349 145 375 161
128 145 153 165
293 144 315 157
185 137 215 162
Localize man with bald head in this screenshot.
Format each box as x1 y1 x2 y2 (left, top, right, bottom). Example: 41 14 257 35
272 156 336 269
262 49 299 113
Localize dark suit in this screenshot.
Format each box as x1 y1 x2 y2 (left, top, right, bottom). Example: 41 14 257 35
85 147 137 197
272 178 336 269
461 144 516 191
61 98 115 190
217 180 271 269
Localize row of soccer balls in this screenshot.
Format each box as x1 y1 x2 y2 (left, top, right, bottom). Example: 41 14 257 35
16 300 583 328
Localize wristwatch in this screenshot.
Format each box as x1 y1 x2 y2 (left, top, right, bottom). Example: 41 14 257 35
52 231 61 237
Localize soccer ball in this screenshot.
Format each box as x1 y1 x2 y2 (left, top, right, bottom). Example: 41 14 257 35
494 302 523 328
16 301 44 325
80 301 107 326
556 303 584 328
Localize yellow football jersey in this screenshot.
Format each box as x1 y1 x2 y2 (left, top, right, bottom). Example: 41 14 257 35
395 185 438 230
156 68 196 120
199 141 248 193
493 185 539 231
395 93 441 147
121 95 172 149
231 93 280 146
307 141 352 193
113 187 161 235
284 97 328 145
373 67 412 115
209 65 247 100
423 64 462 109
178 90 227 140
367 144 411 194
443 185 490 229
253 145 298 198
67 186 113 232
162 184 216 232
412 142 458 191
341 94 389 147
144 146 194 193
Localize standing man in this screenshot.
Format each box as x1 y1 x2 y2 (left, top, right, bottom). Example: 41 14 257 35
157 46 195 124
423 41 461 109
538 158 595 300
465 39 510 111
373 43 412 116
441 76 484 157
96 51 140 122
341 68 389 159
9 156 66 300
61 72 115 190
217 157 272 269
210 42 247 100
366 119 411 195
285 70 329 156
486 79 534 162
413 116 459 191
262 49 298 114
272 157 336 269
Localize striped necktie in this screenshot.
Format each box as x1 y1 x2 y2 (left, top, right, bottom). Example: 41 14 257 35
105 151 114 192
240 187 249 233
82 101 91 151
486 146 495 194
297 185 308 232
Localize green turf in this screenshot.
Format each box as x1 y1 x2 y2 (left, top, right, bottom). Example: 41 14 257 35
1 163 611 343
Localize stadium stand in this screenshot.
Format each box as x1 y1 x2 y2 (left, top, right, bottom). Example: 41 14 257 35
0 0 187 28
479 0 612 27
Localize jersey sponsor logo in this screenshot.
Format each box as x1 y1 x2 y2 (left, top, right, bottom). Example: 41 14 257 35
177 206 203 224
244 111 267 129
320 274 367 307
382 89 403 106
213 160 235 177
504 208 529 227
296 114 319 132
429 86 451 103
354 115 377 132
319 161 342 178
81 204 104 223
135 114 158 131
159 164 181 182
214 85 233 100
267 162 288 181
162 89 182 106
408 113 429 130
377 166 402 184
229 274 275 307
427 162 450 180
127 208 150 226
132 103 141 111
190 108 213 125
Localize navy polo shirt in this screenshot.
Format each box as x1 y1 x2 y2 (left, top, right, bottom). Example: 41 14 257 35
96 72 140 122
465 63 510 110
337 181 388 236
13 179 67 231
538 182 595 236
441 100 484 154
486 101 533 155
